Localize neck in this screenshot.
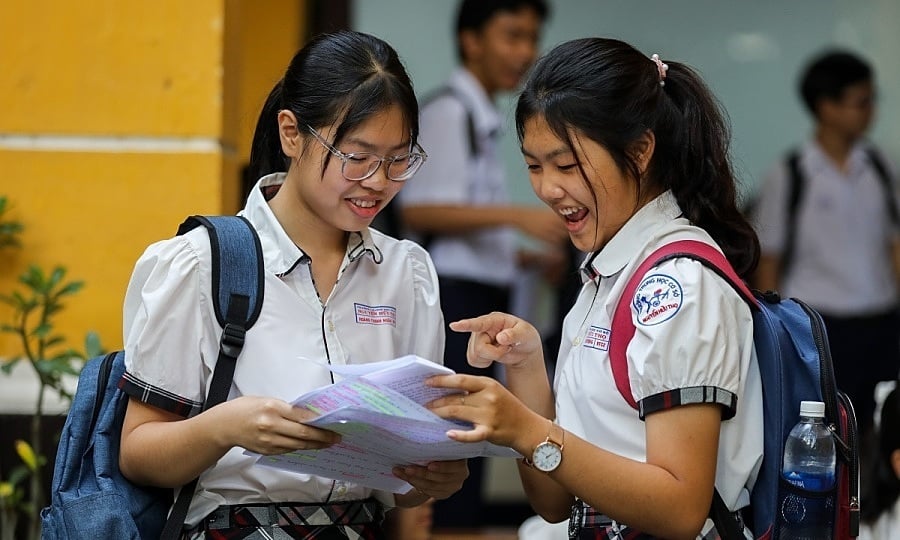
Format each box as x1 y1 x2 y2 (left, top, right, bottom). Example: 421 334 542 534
814 127 858 170
464 63 496 100
268 182 347 259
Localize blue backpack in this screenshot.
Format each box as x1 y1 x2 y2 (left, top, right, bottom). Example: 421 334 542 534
610 239 860 539
40 215 264 540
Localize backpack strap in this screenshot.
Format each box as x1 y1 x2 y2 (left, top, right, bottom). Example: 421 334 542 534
609 239 756 540
780 149 805 278
609 240 756 408
160 215 264 540
421 85 480 157
864 147 900 226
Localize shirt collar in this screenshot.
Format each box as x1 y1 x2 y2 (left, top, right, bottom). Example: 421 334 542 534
804 138 872 177
241 173 383 276
449 67 502 137
580 190 683 282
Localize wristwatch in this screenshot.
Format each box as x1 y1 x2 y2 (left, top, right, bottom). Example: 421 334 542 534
529 420 565 473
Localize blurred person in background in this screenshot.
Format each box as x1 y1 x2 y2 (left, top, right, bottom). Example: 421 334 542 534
394 0 568 529
752 50 900 445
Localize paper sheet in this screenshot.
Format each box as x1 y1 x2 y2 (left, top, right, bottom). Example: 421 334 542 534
246 355 521 493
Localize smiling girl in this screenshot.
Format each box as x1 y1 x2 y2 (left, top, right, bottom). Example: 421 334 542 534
117 31 467 539
429 37 764 539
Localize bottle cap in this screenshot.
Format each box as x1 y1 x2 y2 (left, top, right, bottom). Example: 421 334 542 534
799 400 826 418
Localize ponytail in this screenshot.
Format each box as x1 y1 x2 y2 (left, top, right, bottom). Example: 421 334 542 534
658 64 759 277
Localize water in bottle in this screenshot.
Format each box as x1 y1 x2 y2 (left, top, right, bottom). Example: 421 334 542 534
779 400 836 539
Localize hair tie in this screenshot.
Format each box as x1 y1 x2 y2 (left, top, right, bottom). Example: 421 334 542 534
650 54 668 86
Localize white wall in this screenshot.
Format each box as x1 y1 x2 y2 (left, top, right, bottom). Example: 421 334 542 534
353 0 900 204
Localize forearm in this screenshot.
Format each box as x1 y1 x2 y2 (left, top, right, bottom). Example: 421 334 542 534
525 430 713 539
503 358 555 419
120 401 234 488
402 205 521 235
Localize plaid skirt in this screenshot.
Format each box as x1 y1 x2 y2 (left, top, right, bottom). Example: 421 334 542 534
568 499 754 540
181 499 386 540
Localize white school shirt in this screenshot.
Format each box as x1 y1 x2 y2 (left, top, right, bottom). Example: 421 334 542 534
397 67 517 287
754 140 900 315
121 173 445 526
554 191 764 518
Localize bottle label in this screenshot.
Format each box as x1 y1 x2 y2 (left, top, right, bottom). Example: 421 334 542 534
782 470 835 492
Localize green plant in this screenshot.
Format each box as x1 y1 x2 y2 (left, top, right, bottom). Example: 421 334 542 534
0 197 23 250
0 441 37 540
0 266 102 540
0 196 102 540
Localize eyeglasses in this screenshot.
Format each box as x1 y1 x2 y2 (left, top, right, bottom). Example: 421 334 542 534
306 125 427 182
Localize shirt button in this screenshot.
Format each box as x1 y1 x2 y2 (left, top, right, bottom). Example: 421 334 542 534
573 337 581 346
328 321 335 332
335 484 348 496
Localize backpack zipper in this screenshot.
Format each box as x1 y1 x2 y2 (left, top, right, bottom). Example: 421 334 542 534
795 300 838 424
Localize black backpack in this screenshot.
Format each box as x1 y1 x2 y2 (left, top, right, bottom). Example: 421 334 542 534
40 215 264 540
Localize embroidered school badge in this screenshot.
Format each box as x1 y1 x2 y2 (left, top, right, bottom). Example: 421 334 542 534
353 303 397 326
632 274 683 326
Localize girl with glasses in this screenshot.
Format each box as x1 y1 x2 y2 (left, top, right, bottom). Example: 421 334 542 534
118 30 465 539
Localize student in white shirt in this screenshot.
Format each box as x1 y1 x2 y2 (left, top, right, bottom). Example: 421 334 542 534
427 38 764 539
117 30 467 540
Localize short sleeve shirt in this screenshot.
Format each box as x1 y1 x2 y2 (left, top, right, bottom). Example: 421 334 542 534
397 67 517 286
753 140 899 314
553 191 764 513
121 173 446 525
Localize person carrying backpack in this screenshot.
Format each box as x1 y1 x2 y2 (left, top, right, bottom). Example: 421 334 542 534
116 30 467 539
752 50 900 445
389 0 569 528
423 37 765 538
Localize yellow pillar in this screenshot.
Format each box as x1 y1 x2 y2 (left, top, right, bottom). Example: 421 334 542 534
0 0 305 357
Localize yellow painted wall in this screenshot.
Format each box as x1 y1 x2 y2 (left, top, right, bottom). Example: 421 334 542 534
0 1 306 359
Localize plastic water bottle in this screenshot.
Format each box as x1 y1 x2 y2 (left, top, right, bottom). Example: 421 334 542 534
779 400 836 539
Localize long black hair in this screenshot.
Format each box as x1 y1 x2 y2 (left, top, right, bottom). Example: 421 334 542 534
515 37 759 278
249 30 419 180
861 384 900 524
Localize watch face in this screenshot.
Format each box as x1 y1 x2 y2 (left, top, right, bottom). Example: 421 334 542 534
532 441 562 472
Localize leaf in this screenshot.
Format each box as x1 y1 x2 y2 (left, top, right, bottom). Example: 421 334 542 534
85 331 104 358
48 267 66 289
32 323 52 339
0 358 20 373
0 482 12 498
14 440 37 472
7 466 29 486
58 281 85 297
44 336 65 348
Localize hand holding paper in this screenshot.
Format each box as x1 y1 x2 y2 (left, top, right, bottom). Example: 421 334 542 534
246 355 520 493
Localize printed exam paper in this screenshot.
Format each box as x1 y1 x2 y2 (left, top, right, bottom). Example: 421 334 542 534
246 355 521 493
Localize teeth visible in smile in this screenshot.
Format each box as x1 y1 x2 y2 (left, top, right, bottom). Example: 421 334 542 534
351 199 376 208
559 206 584 216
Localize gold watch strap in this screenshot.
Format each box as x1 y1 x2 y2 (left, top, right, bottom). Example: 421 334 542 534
520 419 564 468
